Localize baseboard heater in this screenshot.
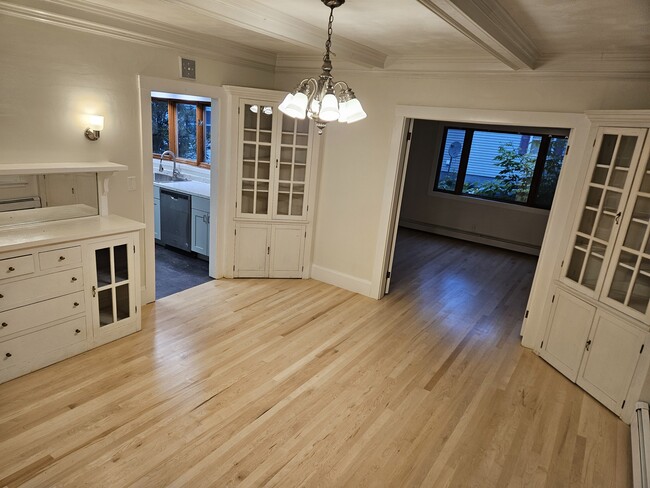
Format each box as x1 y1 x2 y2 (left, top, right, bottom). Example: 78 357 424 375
0 196 41 212
633 402 650 488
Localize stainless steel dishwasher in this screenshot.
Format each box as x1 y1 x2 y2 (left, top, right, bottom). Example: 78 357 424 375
160 189 191 251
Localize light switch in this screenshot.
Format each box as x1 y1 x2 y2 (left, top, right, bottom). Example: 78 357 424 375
127 176 136 191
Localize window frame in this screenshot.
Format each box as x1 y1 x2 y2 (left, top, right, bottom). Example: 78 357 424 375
431 123 569 210
152 97 211 169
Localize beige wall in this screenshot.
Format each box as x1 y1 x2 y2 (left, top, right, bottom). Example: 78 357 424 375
0 15 274 223
274 71 650 289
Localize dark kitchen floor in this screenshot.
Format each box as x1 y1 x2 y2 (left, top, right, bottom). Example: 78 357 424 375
155 244 213 299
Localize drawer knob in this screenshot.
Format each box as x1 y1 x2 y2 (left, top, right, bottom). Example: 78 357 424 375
7 267 15 272
75 329 81 334
71 277 78 282
58 256 66 261
1 322 6 328
0 294 3 298
73 302 80 307
5 352 11 358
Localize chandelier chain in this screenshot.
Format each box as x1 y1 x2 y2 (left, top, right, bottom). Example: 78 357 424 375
324 7 334 61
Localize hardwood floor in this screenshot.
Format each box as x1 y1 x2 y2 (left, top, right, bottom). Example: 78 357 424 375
0 228 632 487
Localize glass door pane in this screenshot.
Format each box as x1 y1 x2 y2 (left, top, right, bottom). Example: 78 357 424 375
604 139 650 317
240 103 274 217
275 114 311 219
565 131 641 292
92 240 133 330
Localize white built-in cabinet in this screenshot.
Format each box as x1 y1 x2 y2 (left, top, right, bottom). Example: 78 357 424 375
226 87 320 279
540 119 650 419
0 162 144 384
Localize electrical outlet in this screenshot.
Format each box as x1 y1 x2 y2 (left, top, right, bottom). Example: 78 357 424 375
180 57 196 80
127 176 136 191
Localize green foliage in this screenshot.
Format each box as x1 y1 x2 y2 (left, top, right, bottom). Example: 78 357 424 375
468 143 536 202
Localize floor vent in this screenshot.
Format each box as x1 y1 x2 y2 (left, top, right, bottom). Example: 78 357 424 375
632 402 650 488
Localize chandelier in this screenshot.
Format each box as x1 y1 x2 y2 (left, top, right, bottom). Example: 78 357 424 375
278 0 366 134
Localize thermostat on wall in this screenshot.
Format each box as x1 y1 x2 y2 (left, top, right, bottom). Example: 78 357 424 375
180 57 196 80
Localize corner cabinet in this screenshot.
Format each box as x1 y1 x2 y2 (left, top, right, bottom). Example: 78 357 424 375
540 117 650 421
226 87 321 279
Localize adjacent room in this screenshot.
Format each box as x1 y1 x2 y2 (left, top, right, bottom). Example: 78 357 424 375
0 0 649 486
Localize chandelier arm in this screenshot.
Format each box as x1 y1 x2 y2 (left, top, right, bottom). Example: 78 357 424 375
333 80 349 93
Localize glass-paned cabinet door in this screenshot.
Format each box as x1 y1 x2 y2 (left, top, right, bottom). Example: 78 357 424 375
89 237 135 331
273 115 312 219
238 101 275 218
602 134 650 320
564 128 648 293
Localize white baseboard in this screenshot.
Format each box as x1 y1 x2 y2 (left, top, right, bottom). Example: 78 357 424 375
311 264 373 297
400 219 541 256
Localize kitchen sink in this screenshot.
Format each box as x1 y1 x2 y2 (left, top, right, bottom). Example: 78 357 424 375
154 172 189 183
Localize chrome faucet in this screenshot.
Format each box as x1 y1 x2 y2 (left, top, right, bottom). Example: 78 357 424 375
159 150 183 179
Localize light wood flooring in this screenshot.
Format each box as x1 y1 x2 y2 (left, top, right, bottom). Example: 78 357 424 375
0 228 632 487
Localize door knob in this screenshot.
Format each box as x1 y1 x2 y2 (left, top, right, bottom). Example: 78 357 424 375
59 256 66 261
71 277 78 282
1 322 7 328
7 267 15 272
75 329 81 334
5 352 11 358
73 302 79 307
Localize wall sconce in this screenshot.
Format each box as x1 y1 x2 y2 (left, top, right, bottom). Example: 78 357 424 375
84 115 104 141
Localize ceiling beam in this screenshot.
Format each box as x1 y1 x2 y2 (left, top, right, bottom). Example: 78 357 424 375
162 0 387 69
417 0 539 70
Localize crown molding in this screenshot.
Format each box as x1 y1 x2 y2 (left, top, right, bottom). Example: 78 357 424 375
163 0 387 69
275 52 650 81
417 0 539 70
0 0 277 71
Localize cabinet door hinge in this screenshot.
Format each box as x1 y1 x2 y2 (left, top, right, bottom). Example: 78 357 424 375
135 305 138 313
565 145 570 155
560 260 564 268
238 106 240 114
386 271 391 279
406 132 412 141
234 228 237 236
267 246 270 255
622 400 626 409
304 231 307 238
306 205 309 213
525 310 529 319
133 245 136 253
641 344 645 354
540 340 544 348
592 138 596 147
551 294 555 303
235 201 238 209
233 264 235 271
302 265 304 272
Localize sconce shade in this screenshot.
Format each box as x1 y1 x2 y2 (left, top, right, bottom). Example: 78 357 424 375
85 114 104 141
88 115 104 131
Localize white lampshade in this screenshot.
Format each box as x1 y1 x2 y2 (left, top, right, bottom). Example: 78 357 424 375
338 99 352 123
278 93 293 112
343 98 366 124
319 93 339 122
88 114 104 131
281 92 308 119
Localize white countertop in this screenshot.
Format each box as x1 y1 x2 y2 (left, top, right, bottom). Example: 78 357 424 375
154 179 210 199
0 215 145 253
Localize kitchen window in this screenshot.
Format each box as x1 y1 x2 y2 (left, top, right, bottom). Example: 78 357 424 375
152 98 212 168
433 124 569 209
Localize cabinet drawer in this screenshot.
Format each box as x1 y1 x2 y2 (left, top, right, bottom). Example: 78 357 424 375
39 246 82 270
0 291 85 339
0 316 87 371
0 255 34 280
192 195 210 212
0 268 83 312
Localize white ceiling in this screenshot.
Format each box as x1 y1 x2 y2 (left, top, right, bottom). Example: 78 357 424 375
4 0 650 73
